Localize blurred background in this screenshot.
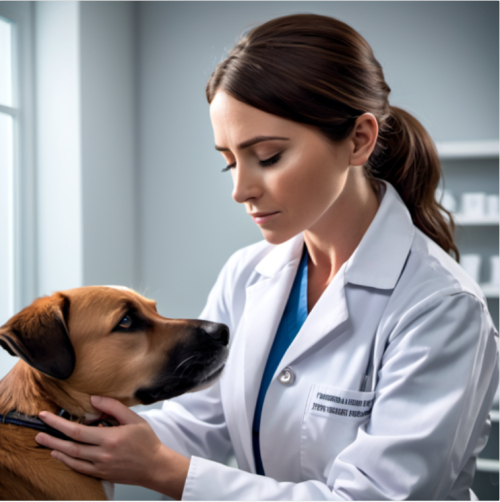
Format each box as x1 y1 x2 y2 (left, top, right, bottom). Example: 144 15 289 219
0 1 498 499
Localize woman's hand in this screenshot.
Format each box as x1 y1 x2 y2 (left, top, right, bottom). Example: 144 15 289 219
35 396 190 500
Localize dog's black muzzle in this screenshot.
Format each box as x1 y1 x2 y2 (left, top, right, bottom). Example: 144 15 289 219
134 321 230 404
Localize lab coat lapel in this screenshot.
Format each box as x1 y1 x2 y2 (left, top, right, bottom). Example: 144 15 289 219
235 236 304 472
279 264 349 373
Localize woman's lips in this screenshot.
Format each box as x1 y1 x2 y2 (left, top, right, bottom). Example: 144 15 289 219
250 212 280 225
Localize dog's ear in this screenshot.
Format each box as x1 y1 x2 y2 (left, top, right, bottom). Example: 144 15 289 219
0 293 75 380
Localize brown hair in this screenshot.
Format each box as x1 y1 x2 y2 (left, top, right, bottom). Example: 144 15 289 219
206 13 458 260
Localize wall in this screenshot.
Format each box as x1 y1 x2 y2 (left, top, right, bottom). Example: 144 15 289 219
137 1 499 320
36 1 83 296
36 1 137 298
80 1 138 288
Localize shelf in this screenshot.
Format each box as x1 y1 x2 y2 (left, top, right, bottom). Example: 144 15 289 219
436 140 499 159
480 284 499 298
476 458 499 473
454 214 500 226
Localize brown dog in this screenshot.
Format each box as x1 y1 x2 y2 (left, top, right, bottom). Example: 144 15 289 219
0 286 229 500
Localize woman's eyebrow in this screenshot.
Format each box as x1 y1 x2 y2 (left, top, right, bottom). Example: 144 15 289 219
215 136 289 152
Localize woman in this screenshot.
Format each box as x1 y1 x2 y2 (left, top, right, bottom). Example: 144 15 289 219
36 14 498 500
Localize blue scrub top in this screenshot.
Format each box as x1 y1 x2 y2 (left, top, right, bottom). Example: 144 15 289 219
252 246 309 475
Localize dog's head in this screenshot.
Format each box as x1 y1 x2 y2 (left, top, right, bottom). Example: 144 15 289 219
0 286 229 408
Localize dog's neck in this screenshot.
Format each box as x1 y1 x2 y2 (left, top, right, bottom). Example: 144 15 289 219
0 360 96 422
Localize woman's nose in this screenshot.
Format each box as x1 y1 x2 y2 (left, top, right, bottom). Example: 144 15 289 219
231 165 262 204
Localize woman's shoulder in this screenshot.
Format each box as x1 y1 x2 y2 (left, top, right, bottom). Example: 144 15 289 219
381 228 497 348
390 227 489 319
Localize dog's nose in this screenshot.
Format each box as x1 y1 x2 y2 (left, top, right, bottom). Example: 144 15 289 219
200 322 229 346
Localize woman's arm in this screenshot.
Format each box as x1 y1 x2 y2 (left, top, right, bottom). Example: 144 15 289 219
36 396 190 500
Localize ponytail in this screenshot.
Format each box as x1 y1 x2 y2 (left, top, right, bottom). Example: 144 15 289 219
206 14 459 260
367 106 459 260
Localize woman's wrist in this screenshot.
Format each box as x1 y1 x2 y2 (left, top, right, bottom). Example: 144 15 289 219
147 444 191 500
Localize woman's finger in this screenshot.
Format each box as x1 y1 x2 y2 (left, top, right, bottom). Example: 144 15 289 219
90 396 144 425
37 412 106 445
50 449 100 477
35 432 103 462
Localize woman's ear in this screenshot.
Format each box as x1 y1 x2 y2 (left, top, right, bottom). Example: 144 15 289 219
349 113 378 167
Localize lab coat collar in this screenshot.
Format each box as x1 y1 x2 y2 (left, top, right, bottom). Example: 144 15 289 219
344 181 414 289
255 233 304 278
254 181 414 290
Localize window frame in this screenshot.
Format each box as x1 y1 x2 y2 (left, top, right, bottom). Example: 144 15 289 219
0 2 36 319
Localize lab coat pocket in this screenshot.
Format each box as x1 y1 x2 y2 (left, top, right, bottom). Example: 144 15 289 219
300 383 375 481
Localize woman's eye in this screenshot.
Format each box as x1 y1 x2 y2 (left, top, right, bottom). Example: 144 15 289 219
259 153 281 167
221 161 236 173
118 316 133 329
221 153 281 172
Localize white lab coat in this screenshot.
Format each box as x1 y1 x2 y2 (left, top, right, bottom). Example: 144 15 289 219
142 181 499 500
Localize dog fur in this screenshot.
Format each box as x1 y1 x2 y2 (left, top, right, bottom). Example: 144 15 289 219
0 286 229 500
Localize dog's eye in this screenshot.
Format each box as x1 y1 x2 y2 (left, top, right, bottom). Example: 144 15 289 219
113 310 148 333
118 316 133 329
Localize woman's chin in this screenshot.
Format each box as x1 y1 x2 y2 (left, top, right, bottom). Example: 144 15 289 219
261 228 300 246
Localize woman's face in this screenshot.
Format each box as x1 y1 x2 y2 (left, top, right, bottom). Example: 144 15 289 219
209 91 354 245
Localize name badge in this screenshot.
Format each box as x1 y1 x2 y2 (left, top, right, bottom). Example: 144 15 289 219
308 384 375 420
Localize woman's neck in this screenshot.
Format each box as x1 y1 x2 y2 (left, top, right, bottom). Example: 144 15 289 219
304 167 379 310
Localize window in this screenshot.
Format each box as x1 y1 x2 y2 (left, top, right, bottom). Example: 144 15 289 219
0 3 35 379
0 15 16 326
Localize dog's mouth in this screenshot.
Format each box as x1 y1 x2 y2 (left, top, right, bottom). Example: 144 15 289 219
134 344 229 405
187 359 226 393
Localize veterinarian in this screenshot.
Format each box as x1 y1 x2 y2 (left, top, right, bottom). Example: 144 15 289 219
36 14 499 500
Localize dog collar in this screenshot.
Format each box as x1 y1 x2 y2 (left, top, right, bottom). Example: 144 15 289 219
0 409 116 441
